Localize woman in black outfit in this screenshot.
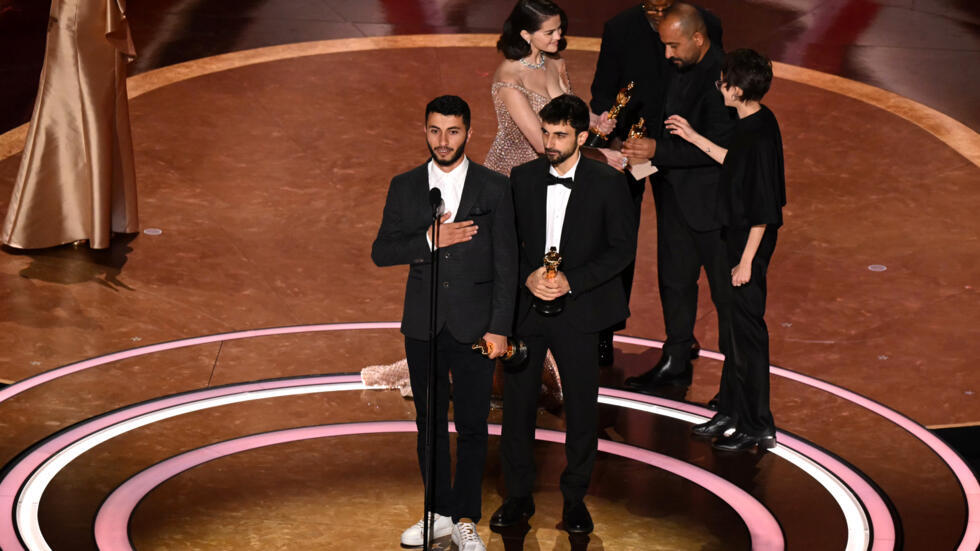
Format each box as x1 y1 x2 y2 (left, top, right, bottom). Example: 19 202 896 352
664 48 787 453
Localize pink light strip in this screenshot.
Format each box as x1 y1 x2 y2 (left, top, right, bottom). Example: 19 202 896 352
0 323 975 550
0 374 363 551
93 421 784 551
600 388 893 550
3 374 848 551
615 334 978 551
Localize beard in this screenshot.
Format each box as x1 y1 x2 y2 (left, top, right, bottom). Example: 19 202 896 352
546 145 576 166
428 137 468 167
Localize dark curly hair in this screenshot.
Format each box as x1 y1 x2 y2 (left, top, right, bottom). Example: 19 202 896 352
539 94 589 135
720 48 773 102
496 0 568 60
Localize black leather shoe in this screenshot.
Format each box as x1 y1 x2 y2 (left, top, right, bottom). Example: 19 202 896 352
712 431 777 453
624 355 693 391
490 496 535 528
561 501 594 534
691 414 735 438
598 331 614 367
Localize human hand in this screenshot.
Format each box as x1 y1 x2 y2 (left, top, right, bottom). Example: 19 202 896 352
526 267 570 301
731 262 752 287
591 111 616 135
482 333 508 359
598 147 628 172
621 137 657 160
665 115 697 143
428 211 478 248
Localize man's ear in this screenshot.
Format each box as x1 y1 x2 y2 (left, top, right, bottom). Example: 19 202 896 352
576 130 589 147
693 31 705 48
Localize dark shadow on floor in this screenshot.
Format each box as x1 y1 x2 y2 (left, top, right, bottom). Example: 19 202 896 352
4 233 137 291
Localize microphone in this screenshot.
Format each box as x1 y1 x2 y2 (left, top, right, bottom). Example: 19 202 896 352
428 187 444 217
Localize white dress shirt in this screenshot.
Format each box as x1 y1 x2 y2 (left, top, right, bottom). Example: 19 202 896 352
545 152 581 254
427 156 469 249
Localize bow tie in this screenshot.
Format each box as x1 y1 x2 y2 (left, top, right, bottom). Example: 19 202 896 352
548 175 574 189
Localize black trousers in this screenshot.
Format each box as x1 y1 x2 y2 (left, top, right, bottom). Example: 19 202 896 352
405 329 494 522
502 310 599 505
653 182 732 360
717 227 777 436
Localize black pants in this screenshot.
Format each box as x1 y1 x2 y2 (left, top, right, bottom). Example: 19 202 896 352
717 227 777 436
502 310 599 505
654 182 732 360
405 330 494 522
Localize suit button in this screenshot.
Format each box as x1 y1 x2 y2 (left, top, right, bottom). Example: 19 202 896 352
442 281 450 288
444 252 451 260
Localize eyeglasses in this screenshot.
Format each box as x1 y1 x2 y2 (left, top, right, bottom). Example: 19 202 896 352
641 1 672 14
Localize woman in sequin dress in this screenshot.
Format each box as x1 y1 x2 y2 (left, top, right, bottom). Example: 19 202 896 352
485 0 609 176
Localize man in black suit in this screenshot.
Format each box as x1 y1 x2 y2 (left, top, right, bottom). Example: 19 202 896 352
371 95 517 551
588 0 723 365
621 3 735 392
491 95 636 536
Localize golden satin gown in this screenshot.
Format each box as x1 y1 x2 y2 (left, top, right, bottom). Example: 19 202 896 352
2 0 139 250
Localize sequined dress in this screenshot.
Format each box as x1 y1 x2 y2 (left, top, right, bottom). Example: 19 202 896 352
484 82 551 176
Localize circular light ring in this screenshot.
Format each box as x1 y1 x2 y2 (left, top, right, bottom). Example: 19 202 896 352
93 420 784 551
7 375 865 551
0 322 973 548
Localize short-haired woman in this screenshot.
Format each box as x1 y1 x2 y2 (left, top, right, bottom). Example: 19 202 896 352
665 48 787 453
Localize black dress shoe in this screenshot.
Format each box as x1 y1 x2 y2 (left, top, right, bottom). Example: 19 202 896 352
598 331 613 367
691 414 735 438
624 355 693 391
561 501 594 534
490 496 535 528
712 431 777 453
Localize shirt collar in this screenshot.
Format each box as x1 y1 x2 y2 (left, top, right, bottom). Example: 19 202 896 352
428 155 469 182
548 151 582 181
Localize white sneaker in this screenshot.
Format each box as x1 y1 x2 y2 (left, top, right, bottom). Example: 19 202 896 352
451 521 486 551
400 512 453 547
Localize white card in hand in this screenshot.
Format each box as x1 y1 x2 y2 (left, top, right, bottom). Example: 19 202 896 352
629 161 658 180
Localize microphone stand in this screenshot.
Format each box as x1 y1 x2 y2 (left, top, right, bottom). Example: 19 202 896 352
422 189 442 550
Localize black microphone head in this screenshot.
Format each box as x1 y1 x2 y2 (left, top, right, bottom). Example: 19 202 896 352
429 187 444 215
429 187 442 208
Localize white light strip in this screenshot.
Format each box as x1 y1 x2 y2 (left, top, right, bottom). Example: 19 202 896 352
17 383 869 551
598 395 871 551
15 382 366 551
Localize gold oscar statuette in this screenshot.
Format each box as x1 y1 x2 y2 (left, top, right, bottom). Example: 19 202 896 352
628 117 647 140
533 246 565 316
586 81 635 148
472 338 529 367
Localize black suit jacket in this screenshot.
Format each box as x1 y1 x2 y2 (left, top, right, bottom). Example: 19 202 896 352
371 161 518 343
590 4 724 142
512 157 637 334
651 43 736 232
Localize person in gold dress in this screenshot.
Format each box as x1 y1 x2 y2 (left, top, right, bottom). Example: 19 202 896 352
2 0 139 250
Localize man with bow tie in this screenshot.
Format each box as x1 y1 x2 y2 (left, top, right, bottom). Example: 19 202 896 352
372 95 517 551
490 94 636 537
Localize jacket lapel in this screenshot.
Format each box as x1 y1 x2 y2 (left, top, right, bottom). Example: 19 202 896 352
455 161 484 221
529 165 549 259
414 162 433 223
558 159 589 254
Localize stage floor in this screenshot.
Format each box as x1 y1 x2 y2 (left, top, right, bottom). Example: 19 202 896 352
0 34 978 551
